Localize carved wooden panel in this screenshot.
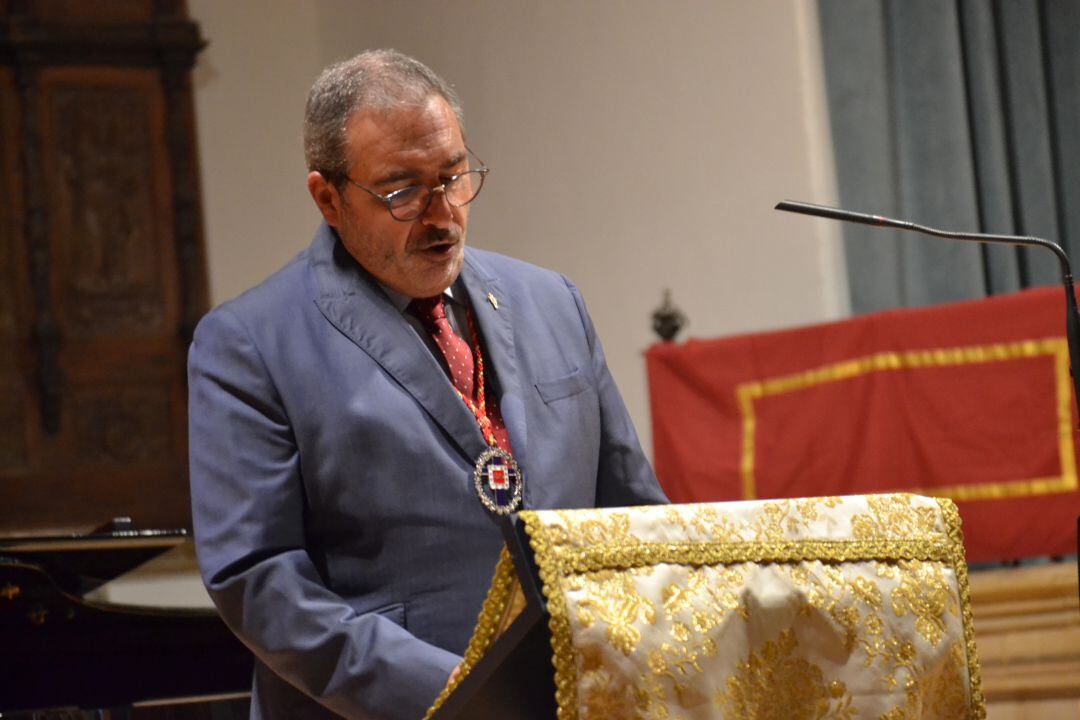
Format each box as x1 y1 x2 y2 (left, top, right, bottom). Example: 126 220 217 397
42 70 173 336
0 395 27 468
0 1 207 535
28 0 157 24
72 384 172 464
0 67 31 473
0 69 17 334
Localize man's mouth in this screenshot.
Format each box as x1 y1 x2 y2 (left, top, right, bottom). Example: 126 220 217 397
425 241 455 255
416 233 460 256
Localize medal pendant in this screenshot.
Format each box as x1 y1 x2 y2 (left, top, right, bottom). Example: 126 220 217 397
473 446 523 516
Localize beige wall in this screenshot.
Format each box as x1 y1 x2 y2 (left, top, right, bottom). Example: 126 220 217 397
191 1 324 300
189 0 846 460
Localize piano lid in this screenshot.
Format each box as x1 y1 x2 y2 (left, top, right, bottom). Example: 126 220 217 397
0 517 187 596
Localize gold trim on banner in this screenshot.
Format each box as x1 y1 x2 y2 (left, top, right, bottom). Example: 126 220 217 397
735 338 1078 501
520 501 986 720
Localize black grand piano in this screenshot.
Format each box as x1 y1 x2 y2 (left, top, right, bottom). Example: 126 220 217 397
0 519 253 719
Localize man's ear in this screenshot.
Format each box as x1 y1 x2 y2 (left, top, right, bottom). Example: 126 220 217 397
307 171 343 227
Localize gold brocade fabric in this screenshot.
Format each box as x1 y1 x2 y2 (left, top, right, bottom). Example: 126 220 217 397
426 494 984 720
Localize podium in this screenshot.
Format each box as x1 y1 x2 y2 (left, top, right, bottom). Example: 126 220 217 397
428 494 986 719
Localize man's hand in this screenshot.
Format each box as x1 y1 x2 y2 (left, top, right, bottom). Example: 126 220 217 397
447 663 462 687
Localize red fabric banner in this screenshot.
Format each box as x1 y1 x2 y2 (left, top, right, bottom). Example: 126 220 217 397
646 286 1080 562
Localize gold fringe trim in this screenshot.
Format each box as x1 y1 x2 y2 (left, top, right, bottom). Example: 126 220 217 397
543 537 954 574
522 510 580 720
937 497 987 719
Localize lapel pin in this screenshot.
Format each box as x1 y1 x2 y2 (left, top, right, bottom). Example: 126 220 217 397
487 292 499 310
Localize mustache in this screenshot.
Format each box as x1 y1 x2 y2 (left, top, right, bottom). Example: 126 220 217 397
415 228 461 248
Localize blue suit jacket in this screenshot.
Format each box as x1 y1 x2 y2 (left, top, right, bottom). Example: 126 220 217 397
188 223 666 719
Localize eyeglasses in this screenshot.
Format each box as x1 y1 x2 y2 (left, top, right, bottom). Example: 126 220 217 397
341 150 489 222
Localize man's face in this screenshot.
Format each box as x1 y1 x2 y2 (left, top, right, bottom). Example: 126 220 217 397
325 95 469 299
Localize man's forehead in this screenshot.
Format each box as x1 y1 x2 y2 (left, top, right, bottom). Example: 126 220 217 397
344 96 463 163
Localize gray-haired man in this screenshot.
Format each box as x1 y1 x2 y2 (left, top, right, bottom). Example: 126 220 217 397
189 49 666 719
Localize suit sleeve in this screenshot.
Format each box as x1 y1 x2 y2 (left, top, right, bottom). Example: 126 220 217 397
188 307 459 720
563 278 669 507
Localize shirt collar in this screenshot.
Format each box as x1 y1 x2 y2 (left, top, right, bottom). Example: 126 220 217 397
379 280 461 315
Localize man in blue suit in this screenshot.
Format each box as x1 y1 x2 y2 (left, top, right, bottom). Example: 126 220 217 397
188 50 666 719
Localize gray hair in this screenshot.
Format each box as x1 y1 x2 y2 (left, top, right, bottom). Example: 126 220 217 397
303 49 465 185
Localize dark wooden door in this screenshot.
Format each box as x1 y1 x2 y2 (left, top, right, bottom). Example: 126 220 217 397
0 0 208 534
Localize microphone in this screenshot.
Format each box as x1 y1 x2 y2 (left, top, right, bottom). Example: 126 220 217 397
775 199 1080 427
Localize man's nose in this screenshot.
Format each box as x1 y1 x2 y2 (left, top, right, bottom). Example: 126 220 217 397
420 186 453 228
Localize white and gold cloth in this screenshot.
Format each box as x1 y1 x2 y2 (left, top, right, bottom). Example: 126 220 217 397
429 494 984 720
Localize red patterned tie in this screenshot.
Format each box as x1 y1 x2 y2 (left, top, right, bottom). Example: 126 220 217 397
411 295 511 452
412 296 475 399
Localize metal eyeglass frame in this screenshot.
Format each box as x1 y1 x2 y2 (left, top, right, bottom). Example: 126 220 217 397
340 148 489 222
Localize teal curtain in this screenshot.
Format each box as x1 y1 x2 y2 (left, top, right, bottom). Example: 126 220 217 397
818 0 1080 313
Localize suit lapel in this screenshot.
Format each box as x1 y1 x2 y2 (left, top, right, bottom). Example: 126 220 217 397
308 223 488 463
460 254 530 480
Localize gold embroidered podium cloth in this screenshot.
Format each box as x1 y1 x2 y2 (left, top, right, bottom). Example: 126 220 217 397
433 494 984 720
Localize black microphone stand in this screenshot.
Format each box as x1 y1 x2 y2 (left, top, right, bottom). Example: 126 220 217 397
775 199 1080 429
